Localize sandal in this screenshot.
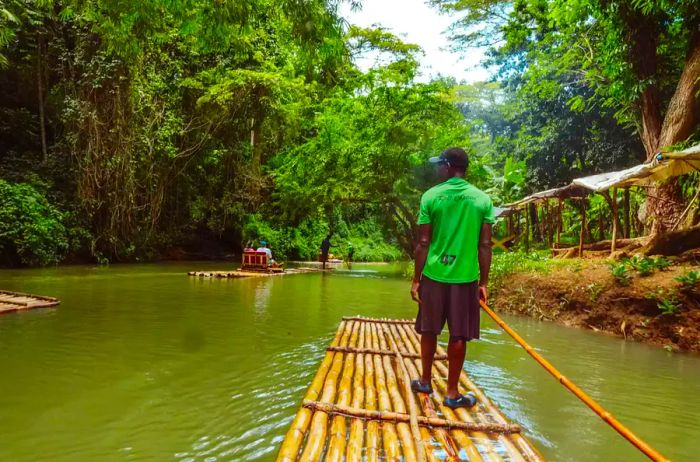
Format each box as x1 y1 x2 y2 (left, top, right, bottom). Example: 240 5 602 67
443 392 477 409
410 379 433 394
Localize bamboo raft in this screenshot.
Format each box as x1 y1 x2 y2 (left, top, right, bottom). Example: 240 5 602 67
187 267 322 279
0 290 60 315
278 316 544 462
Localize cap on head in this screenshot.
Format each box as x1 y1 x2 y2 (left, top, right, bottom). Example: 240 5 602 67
429 147 469 170
260 240 267 246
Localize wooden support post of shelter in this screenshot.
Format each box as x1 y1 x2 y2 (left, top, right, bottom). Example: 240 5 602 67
623 188 631 238
556 198 563 248
611 187 619 254
579 199 586 258
524 208 530 253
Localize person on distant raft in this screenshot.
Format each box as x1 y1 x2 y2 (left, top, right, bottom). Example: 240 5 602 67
410 147 495 409
320 234 332 269
257 240 274 265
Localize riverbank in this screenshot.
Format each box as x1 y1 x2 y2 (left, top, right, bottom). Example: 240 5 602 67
491 253 700 352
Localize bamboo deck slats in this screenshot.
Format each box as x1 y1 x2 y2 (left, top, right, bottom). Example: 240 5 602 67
0 290 59 315
277 316 545 462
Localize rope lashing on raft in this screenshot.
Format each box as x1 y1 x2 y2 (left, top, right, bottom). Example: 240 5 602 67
480 300 671 462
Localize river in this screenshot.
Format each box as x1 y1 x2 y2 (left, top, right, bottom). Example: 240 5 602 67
0 262 698 461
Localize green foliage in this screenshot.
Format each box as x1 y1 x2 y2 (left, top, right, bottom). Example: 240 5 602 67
646 288 682 315
652 257 672 271
609 256 672 283
272 69 476 255
627 256 656 276
586 283 604 302
0 180 68 266
674 270 700 291
608 261 632 285
627 256 671 276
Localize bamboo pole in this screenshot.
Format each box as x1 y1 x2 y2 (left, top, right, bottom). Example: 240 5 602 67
277 322 347 462
480 300 669 462
384 325 448 462
382 353 419 462
342 316 413 324
297 321 355 462
419 427 441 462
393 325 487 460
387 324 479 462
364 324 380 462
346 323 366 461
401 323 540 462
302 400 522 433
396 324 491 462
381 324 427 462
371 323 402 461
327 345 447 360
326 322 360 460
420 328 543 462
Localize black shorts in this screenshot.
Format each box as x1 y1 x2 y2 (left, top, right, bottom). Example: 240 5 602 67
415 276 480 341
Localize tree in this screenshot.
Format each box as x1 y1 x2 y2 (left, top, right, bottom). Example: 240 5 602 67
432 0 700 233
272 28 477 254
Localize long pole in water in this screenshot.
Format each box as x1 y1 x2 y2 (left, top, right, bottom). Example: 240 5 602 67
479 300 670 462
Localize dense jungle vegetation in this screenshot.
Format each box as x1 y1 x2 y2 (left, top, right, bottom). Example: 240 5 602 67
0 0 698 266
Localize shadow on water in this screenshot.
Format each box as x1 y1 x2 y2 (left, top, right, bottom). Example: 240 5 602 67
0 261 698 461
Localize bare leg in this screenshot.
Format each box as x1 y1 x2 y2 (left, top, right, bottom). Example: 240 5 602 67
420 333 437 384
446 338 466 399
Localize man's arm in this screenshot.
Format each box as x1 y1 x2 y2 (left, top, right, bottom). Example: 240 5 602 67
478 223 493 302
411 224 432 303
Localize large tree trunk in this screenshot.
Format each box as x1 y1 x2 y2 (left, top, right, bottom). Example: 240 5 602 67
648 39 700 234
626 9 700 234
639 223 700 256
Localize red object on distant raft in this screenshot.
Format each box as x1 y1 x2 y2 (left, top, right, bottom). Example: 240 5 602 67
242 250 270 270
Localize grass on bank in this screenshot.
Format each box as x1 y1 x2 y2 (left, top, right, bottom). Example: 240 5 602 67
490 251 579 289
403 251 579 286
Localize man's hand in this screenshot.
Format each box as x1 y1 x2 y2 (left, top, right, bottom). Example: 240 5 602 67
411 279 421 303
478 284 488 303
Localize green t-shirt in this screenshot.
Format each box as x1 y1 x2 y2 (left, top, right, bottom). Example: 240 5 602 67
417 177 495 283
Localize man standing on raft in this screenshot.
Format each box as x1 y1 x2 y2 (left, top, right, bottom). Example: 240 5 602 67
410 147 495 409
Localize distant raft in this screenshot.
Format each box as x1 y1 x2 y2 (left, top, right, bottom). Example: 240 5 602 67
187 267 323 278
0 290 60 315
277 316 545 462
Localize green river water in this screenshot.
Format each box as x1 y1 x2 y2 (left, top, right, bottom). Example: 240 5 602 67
1 262 699 461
